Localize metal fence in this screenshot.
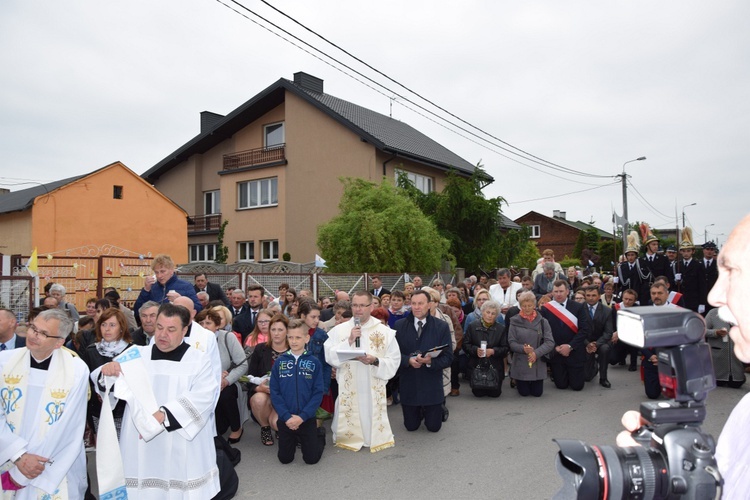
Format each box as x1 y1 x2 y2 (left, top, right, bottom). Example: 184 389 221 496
12 255 153 311
10 255 457 313
0 276 34 323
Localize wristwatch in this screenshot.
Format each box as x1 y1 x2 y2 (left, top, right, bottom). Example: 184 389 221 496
372 358 380 366
159 406 170 427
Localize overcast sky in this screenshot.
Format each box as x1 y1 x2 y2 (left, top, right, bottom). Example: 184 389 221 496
2 1 747 251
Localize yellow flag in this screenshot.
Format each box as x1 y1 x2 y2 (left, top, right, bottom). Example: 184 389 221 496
26 247 38 276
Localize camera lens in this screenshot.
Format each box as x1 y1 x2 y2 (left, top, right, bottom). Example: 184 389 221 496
553 439 668 499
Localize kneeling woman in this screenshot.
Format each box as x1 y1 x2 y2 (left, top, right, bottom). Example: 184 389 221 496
508 291 555 397
248 313 290 446
463 300 509 397
197 308 249 443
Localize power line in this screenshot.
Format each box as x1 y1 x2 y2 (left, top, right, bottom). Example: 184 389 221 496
628 181 673 220
391 98 608 186
256 0 612 180
215 0 613 183
508 181 618 204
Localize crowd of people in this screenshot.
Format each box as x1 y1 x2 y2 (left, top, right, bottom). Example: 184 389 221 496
1 219 748 498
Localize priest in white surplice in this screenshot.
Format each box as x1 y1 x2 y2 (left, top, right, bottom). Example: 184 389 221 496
96 303 220 499
324 291 400 452
0 309 88 499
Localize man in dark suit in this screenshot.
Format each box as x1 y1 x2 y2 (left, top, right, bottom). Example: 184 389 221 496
232 284 265 342
0 308 24 350
617 243 646 302
229 290 249 318
583 286 614 388
639 227 670 305
394 290 453 433
320 291 349 322
540 280 592 391
131 301 159 346
412 276 423 291
194 273 230 307
369 275 390 298
702 241 719 314
675 230 706 313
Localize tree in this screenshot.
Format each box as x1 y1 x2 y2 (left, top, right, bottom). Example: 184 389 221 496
317 178 452 273
497 225 539 270
215 220 229 264
398 165 506 271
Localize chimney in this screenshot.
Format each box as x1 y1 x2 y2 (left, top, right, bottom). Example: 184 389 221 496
200 111 225 134
293 72 324 93
560 211 566 219
553 210 560 218
0 188 9 196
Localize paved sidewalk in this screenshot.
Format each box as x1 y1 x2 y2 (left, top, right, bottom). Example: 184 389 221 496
227 365 745 499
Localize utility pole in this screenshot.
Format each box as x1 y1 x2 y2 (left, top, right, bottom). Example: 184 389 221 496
619 157 646 253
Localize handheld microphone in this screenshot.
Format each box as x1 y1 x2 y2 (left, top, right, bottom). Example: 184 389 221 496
353 317 361 347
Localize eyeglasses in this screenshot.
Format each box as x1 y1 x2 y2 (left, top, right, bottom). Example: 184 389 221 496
28 324 65 340
351 303 372 309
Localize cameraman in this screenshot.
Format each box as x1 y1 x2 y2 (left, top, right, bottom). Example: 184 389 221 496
618 214 750 497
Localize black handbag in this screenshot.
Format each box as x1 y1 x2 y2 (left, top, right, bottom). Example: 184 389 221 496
470 359 499 391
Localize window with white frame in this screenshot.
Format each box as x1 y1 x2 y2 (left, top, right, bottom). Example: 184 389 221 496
395 169 433 194
204 190 220 215
238 241 255 262
238 178 278 209
189 244 217 262
530 225 541 238
264 122 284 147
260 240 279 261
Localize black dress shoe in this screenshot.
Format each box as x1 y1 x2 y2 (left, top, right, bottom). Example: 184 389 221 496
628 365 638 372
599 379 612 388
228 427 244 444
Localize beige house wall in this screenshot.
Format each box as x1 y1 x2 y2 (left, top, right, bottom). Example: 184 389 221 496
219 164 286 262
155 90 462 265
283 91 378 262
376 151 450 193
199 142 235 200
154 156 198 215
0 211 32 255
235 104 286 152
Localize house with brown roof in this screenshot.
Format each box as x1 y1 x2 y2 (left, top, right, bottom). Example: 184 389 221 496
141 72 489 263
515 210 614 259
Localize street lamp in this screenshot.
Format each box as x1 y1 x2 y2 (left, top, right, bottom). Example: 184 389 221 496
618 156 647 253
677 202 697 246
704 223 715 244
682 203 697 228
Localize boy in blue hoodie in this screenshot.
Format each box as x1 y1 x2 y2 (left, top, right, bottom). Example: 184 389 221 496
270 319 326 464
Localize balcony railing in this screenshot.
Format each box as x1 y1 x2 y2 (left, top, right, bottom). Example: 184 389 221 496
188 214 222 233
223 144 286 171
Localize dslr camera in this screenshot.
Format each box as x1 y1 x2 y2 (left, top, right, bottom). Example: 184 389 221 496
553 307 722 499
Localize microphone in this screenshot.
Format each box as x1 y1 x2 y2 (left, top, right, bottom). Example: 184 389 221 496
353 317 361 347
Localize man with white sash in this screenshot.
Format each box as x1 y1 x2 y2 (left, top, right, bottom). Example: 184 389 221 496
539 280 591 391
324 291 400 452
96 303 220 499
0 309 88 498
651 275 687 308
